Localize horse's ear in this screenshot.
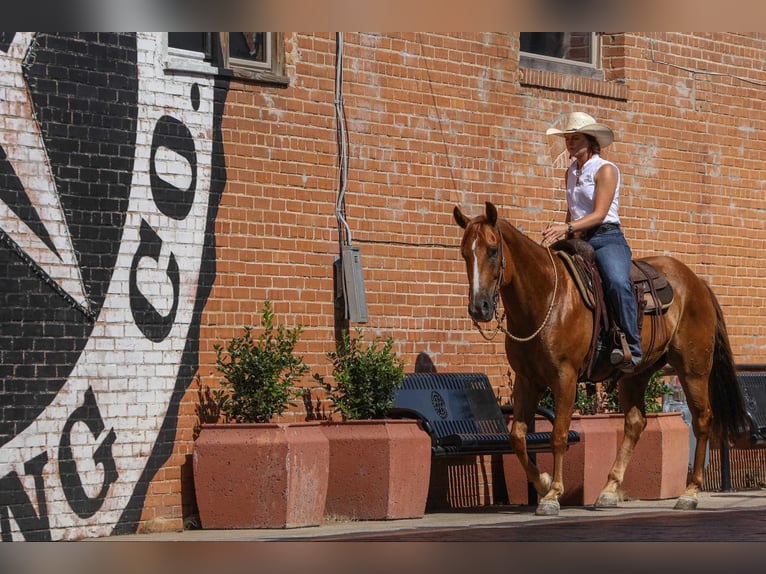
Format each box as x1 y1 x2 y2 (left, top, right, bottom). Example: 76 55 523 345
453 205 469 229
485 202 498 226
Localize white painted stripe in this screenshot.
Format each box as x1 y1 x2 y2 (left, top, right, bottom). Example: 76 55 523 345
471 237 479 298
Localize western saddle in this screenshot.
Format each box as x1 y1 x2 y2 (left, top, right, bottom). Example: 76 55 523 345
552 238 673 380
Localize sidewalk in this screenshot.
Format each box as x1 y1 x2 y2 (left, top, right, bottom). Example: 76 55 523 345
102 488 766 542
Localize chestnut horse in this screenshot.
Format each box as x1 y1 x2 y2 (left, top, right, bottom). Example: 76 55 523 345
454 201 749 516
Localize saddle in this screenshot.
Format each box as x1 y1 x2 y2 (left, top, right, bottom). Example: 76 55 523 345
552 238 674 380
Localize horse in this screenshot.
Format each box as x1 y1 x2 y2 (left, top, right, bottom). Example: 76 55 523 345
453 201 749 516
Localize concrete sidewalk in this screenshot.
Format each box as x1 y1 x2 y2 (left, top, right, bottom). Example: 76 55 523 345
102 489 766 542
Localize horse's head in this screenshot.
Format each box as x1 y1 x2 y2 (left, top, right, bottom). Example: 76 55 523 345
453 201 505 323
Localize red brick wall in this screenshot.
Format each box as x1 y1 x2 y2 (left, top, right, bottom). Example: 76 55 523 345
143 32 766 528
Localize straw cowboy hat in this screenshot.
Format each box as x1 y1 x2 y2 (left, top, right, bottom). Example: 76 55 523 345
546 111 614 149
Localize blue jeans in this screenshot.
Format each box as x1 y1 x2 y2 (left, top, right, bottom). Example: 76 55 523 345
588 228 642 361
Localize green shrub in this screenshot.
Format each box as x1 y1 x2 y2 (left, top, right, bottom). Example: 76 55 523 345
317 329 405 420
537 370 671 415
213 301 308 423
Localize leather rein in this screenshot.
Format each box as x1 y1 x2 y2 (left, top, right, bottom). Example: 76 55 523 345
472 222 558 343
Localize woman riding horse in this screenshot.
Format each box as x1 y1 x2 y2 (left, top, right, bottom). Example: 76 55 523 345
453 199 748 516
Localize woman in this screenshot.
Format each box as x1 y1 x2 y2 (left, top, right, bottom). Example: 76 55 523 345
541 112 642 372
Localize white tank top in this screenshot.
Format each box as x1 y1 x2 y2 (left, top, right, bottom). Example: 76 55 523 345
566 154 621 225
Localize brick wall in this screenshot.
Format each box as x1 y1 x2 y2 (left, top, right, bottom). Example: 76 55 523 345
165 32 764 524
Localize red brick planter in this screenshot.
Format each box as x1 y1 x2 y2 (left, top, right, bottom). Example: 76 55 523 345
322 419 431 520
503 411 690 505
193 422 329 529
618 412 690 500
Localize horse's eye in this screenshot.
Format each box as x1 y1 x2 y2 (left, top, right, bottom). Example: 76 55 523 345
487 246 498 258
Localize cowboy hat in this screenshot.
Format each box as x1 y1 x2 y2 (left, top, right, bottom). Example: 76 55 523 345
546 111 614 149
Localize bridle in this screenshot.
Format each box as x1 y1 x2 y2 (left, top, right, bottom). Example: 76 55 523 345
472 221 558 343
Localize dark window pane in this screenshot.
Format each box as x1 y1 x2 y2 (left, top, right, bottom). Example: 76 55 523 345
168 33 208 53
520 32 592 64
229 33 267 63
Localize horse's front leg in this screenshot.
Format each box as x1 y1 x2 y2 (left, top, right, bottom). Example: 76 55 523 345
509 419 552 502
509 376 551 503
510 373 576 517
533 378 577 516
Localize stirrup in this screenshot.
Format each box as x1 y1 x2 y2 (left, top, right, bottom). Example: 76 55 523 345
610 330 632 366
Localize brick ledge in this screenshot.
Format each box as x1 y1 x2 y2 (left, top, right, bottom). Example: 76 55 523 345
520 67 629 101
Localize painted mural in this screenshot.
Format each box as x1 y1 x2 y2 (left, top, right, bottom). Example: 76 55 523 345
0 32 228 540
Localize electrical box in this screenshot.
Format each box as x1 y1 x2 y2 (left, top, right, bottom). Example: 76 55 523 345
341 245 368 323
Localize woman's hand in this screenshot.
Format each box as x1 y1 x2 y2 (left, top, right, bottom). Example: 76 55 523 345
542 223 570 247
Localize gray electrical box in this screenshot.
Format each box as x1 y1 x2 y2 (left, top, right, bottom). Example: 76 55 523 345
341 245 368 323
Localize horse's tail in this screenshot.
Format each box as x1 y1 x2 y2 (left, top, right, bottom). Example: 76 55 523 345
706 282 749 442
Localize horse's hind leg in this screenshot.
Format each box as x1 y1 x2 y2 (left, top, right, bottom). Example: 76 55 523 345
666 289 718 510
672 369 713 510
594 372 651 508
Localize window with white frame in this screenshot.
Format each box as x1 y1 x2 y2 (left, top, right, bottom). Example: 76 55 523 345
220 32 287 84
227 33 270 70
166 33 287 85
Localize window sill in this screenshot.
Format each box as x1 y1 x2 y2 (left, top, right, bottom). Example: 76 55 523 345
165 55 219 77
229 67 290 87
519 57 628 101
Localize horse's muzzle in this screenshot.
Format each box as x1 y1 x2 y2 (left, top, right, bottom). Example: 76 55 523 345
468 297 495 323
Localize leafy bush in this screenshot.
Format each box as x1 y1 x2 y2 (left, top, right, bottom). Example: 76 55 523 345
213 301 308 423
536 370 671 415
316 329 405 420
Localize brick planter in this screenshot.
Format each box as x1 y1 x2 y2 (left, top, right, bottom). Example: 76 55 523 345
618 412 690 500
193 422 329 529
322 419 431 520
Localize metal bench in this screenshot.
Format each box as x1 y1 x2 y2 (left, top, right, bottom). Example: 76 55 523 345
389 372 579 456
388 372 580 504
389 373 580 456
737 370 766 445
718 366 766 491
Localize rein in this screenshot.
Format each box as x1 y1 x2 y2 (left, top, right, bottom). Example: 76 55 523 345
472 224 558 343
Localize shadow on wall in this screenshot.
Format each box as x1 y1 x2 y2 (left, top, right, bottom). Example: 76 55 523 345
415 352 437 373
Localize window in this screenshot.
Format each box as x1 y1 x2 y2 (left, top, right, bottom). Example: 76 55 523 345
520 33 597 66
166 33 287 85
221 32 287 85
166 33 217 75
519 32 603 80
227 33 270 70
167 33 213 58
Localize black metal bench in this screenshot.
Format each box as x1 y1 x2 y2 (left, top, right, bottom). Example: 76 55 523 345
388 372 580 503
718 366 766 491
389 372 579 456
737 370 766 445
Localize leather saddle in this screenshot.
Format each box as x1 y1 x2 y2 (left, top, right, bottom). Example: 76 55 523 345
552 238 674 380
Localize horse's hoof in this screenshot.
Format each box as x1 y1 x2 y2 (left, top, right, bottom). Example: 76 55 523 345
594 492 619 509
673 496 698 511
535 500 560 516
